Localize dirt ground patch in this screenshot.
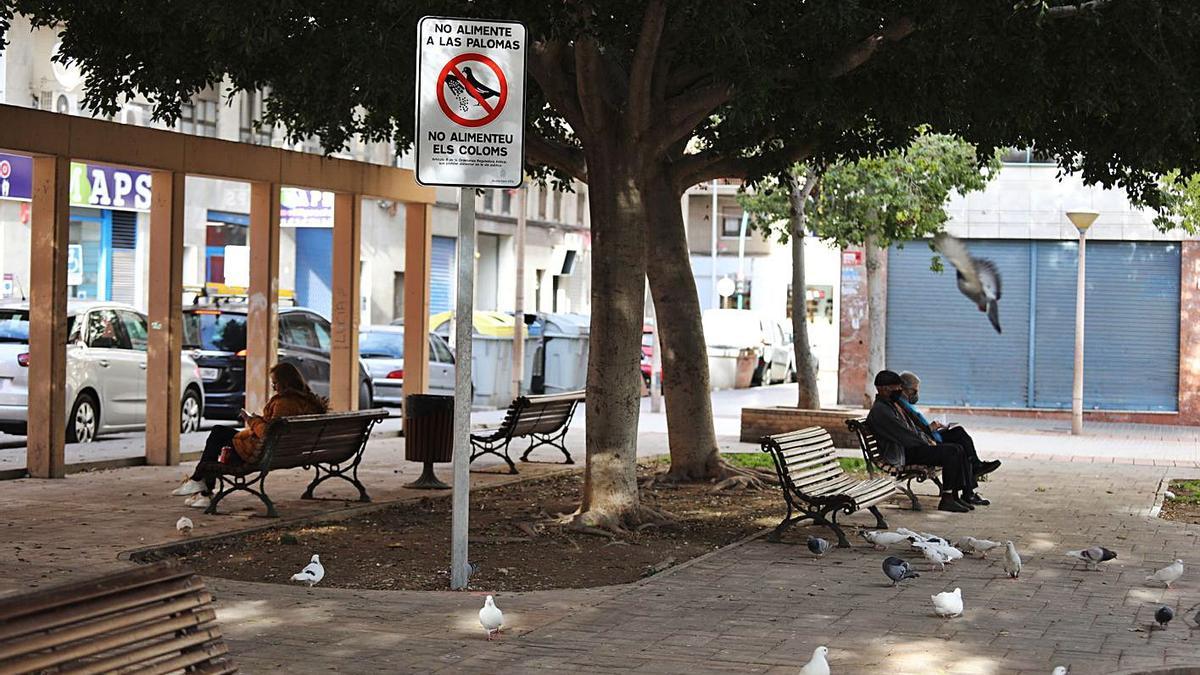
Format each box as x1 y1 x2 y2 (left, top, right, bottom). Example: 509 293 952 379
1160 478 1200 525
136 459 812 591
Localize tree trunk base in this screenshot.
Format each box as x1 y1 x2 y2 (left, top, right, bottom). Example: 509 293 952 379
559 503 676 538
644 460 778 492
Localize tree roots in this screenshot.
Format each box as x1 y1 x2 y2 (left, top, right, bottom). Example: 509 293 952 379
642 459 778 492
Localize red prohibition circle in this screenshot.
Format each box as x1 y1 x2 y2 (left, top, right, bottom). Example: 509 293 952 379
0 161 10 179
436 53 508 128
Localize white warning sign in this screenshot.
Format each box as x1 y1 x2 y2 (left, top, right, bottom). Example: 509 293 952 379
416 16 527 188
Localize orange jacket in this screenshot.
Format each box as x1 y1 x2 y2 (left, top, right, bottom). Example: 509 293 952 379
232 391 327 463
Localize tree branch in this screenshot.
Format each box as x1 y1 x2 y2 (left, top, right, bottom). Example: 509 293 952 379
628 0 668 135
526 133 588 182
530 40 587 136
651 81 733 154
574 35 612 133
1044 0 1118 17
672 141 815 191
825 16 917 80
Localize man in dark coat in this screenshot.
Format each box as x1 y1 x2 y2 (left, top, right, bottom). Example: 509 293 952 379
865 370 982 513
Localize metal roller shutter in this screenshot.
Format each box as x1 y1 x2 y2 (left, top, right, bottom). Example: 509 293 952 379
1032 241 1180 411
430 236 456 315
295 228 333 318
108 211 138 304
885 240 1032 407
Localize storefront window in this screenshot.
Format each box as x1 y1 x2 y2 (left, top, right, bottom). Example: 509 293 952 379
68 208 103 301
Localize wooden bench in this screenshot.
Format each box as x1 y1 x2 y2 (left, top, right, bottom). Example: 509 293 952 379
761 426 897 547
846 417 942 511
199 409 389 517
0 561 237 674
470 391 584 474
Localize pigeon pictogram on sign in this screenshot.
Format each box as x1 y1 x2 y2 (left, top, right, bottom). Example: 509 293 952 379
437 53 508 128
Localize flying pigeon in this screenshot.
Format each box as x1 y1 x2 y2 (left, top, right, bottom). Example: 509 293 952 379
479 595 504 640
1155 605 1175 629
1066 546 1118 571
807 536 832 557
862 530 910 550
934 232 1003 333
176 516 193 536
931 587 964 618
799 645 830 675
1003 541 1022 579
883 556 921 586
291 554 325 587
1146 559 1184 588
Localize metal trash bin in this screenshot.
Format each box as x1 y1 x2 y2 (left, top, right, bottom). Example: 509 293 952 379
403 394 454 489
541 313 591 393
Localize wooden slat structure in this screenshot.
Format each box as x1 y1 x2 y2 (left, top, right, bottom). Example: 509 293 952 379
760 426 897 547
0 104 436 477
470 390 585 473
197 408 390 517
0 561 237 674
845 418 942 511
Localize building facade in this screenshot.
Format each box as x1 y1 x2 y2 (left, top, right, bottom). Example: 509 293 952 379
0 15 591 329
838 156 1200 424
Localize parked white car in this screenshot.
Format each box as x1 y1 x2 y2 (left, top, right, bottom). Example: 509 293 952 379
358 325 457 407
702 310 816 386
0 301 205 442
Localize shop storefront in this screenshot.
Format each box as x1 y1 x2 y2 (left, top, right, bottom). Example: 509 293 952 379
0 152 149 304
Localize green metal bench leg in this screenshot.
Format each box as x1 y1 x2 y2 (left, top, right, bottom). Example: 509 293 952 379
822 510 852 548
902 479 922 511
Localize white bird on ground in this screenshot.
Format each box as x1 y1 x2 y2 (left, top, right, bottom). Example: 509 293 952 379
917 531 950 547
914 542 952 571
291 554 325 587
913 540 962 564
1051 667 1068 675
1003 541 1022 579
479 595 504 640
1065 546 1118 571
964 538 1003 559
1146 560 1184 588
862 530 910 550
799 645 830 675
931 588 964 618
1164 490 1176 500
175 516 193 536
934 232 1004 333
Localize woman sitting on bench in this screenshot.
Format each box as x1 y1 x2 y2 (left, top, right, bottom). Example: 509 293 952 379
171 362 328 509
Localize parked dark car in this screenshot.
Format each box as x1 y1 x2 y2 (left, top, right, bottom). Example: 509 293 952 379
183 304 372 420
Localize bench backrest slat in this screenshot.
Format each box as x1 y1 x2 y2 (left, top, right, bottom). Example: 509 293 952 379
492 391 584 440
0 562 236 674
258 409 388 469
761 427 856 500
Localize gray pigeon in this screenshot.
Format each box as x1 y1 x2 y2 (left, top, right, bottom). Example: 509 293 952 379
883 556 921 586
807 536 831 557
934 232 1003 333
1066 546 1118 571
1155 605 1174 629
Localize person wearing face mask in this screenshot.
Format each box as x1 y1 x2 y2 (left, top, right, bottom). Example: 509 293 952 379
898 371 1001 493
865 369 980 512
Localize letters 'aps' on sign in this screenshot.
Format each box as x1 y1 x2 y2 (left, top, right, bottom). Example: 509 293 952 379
416 16 527 188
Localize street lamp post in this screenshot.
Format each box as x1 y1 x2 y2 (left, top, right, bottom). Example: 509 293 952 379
1065 210 1099 435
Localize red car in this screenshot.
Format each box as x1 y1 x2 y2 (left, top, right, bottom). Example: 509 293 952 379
641 324 660 388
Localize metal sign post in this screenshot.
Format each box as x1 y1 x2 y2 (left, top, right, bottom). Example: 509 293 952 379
416 15 527 591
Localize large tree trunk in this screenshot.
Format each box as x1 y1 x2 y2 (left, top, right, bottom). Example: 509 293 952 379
790 173 821 409
864 233 886 407
574 149 664 530
642 168 722 481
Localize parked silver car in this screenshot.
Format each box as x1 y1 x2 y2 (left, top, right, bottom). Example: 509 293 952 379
0 301 205 442
358 326 456 407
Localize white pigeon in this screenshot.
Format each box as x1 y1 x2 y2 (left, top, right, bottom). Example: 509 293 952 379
954 537 976 554
479 595 504 640
896 527 924 541
799 645 830 675
1065 546 1117 571
175 516 193 536
917 531 950 547
966 538 1003 559
1051 667 1068 675
1003 541 1022 579
1164 490 1176 500
862 530 910 550
291 554 325 587
1146 559 1184 588
931 587 964 618
914 542 952 571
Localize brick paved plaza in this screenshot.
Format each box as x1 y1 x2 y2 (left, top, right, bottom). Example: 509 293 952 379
1 387 1198 674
